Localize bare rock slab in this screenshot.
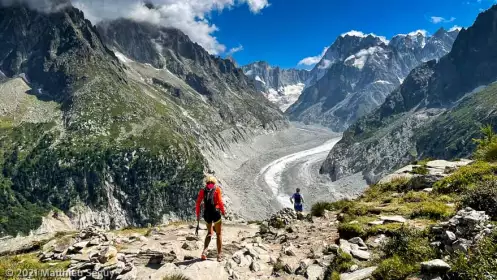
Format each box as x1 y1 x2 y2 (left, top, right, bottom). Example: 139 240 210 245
380 215 407 223
340 266 377 280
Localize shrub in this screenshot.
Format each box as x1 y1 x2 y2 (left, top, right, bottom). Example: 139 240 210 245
270 218 285 229
311 200 355 217
449 231 497 279
462 180 497 220
410 201 454 220
412 165 429 175
373 255 417 280
311 202 333 217
473 124 497 162
382 227 435 262
402 191 429 203
162 275 191 280
330 271 340 280
338 223 365 239
325 249 354 278
433 161 497 194
342 203 370 216
366 223 403 237
272 259 285 273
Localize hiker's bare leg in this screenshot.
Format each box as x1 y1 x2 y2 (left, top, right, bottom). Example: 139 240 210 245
214 221 222 258
203 223 213 253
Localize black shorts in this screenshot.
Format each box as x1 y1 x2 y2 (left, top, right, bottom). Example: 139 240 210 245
204 210 222 224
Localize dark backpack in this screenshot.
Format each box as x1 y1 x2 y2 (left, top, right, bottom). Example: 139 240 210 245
294 193 302 204
203 186 217 213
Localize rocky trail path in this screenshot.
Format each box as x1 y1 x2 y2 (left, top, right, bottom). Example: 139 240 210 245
0 209 347 280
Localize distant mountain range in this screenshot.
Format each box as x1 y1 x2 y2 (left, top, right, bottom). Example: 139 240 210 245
242 61 310 111
322 5 497 184
286 27 459 131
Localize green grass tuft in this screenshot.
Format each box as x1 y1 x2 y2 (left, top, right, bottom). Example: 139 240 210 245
338 223 366 239
373 255 417 280
410 201 454 220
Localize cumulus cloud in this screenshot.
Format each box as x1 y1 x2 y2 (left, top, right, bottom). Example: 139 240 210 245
244 0 270 13
298 47 329 66
2 0 271 55
226 44 244 56
430 16 456 24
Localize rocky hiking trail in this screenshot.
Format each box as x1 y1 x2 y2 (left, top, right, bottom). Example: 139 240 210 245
1 158 497 280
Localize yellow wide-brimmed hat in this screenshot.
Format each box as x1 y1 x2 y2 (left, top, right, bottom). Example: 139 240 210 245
205 175 217 184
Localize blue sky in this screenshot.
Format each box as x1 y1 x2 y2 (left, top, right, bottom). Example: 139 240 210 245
209 0 495 69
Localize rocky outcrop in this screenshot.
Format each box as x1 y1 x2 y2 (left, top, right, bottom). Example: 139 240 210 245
287 28 458 131
322 5 497 183
431 208 494 255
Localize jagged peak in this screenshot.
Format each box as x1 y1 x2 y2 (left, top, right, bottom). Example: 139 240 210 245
449 25 463 32
340 30 390 44
395 29 428 38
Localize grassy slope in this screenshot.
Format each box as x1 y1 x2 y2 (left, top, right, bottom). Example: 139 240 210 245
313 157 497 279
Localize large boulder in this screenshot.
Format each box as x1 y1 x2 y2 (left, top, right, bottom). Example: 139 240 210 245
421 259 451 274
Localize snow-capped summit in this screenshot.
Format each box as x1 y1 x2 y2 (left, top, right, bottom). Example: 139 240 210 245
287 27 461 131
449 25 463 32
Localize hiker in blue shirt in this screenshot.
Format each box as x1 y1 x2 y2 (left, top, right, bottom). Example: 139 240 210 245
290 188 305 212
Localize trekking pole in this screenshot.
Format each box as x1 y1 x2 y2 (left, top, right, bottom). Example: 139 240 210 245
195 220 200 236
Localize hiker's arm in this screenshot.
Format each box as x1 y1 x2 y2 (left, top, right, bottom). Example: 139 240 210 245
301 195 305 203
195 189 204 220
216 188 226 216
290 194 294 204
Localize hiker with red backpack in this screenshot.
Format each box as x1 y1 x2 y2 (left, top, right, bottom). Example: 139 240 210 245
195 176 226 262
290 188 305 212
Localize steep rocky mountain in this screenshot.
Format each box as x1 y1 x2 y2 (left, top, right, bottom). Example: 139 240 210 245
321 6 497 184
0 4 285 236
242 61 310 111
287 28 459 131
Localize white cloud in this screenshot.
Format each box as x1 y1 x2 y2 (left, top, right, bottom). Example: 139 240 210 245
69 0 271 55
244 0 270 13
226 44 244 56
298 47 329 66
430 16 456 24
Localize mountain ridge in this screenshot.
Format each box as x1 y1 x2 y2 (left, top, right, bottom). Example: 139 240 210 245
287 27 459 131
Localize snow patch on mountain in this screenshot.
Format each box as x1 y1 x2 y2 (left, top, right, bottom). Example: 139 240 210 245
449 25 462 32
345 46 384 70
265 83 305 112
255 75 265 84
114 51 133 63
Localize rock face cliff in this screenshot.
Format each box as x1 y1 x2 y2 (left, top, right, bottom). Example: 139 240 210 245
321 6 497 184
242 61 310 111
287 28 459 131
0 4 286 236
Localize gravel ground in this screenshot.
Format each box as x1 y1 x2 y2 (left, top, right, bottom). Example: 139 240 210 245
207 122 367 220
